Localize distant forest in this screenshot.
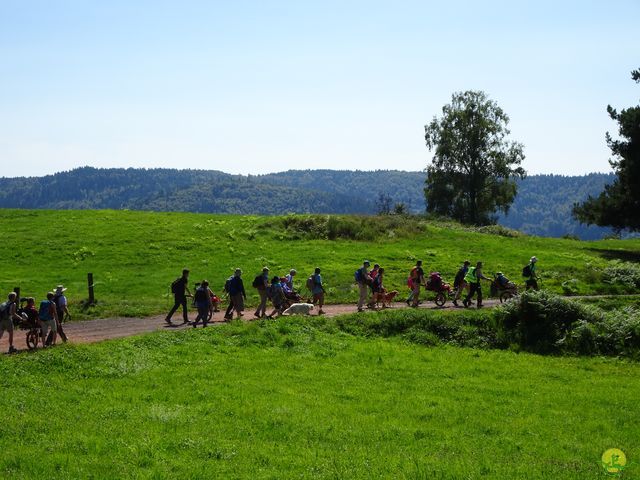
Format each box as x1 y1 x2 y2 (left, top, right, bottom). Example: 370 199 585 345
0 167 617 240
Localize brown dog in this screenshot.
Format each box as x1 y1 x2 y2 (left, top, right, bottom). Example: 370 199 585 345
374 289 398 309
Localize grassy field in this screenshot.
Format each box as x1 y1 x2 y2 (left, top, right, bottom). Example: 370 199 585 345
0 315 638 479
1 209 639 319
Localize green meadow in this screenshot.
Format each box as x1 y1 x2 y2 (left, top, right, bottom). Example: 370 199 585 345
1 209 639 319
2 209 639 479
1 315 638 479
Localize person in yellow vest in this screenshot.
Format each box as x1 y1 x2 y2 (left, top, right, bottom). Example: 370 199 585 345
463 261 491 308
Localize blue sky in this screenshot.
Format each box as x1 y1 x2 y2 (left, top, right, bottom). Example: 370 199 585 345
0 0 638 177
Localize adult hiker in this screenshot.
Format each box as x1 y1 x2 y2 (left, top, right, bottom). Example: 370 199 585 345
371 267 386 308
253 267 270 319
523 256 539 290
51 285 69 343
227 268 246 319
39 292 59 346
0 292 21 353
453 260 471 307
407 260 426 307
355 260 372 312
165 269 192 325
463 261 491 308
309 267 325 315
285 269 297 292
193 280 213 327
266 276 286 319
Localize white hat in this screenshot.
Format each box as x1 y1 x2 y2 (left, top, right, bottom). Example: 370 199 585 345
55 285 67 293
530 256 538 263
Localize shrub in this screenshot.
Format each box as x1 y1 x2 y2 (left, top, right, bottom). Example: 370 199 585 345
561 279 579 295
594 308 640 358
473 225 523 238
277 214 427 241
602 261 640 289
492 290 603 354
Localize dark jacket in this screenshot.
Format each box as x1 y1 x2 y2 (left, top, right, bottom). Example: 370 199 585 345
228 276 246 297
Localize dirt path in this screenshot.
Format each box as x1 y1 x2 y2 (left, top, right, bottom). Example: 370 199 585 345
1 298 503 352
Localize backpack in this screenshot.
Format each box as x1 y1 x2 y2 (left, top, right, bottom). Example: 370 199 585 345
53 293 63 312
0 301 10 320
38 300 52 321
224 277 232 293
252 274 264 289
170 277 181 294
410 267 419 279
306 275 315 291
194 287 208 303
354 269 363 283
522 264 532 277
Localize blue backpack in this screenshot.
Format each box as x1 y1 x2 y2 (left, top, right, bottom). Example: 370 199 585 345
39 300 53 321
354 269 363 282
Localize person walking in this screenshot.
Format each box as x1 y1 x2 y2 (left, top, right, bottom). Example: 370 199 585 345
408 260 426 307
228 268 246 319
223 274 235 320
371 267 385 308
51 285 69 343
39 292 59 346
355 260 371 312
253 267 270 319
453 260 471 307
266 276 286 319
524 256 540 290
310 267 325 315
463 261 491 308
285 269 297 293
193 280 213 327
165 269 192 326
0 292 21 353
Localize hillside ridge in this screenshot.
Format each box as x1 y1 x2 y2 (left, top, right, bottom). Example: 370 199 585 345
0 167 615 239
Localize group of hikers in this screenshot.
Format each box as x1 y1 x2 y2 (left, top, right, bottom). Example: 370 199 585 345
0 257 539 352
0 285 70 353
165 267 326 327
164 256 540 325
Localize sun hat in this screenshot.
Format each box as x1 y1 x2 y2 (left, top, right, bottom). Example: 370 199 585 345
530 256 538 263
54 285 67 293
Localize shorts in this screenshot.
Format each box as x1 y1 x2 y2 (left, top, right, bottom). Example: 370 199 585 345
0 317 12 333
40 318 56 338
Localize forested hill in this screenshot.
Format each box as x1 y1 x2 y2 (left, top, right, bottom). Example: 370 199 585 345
0 167 616 239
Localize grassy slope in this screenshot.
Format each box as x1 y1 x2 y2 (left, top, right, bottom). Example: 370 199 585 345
1 209 638 319
0 318 638 479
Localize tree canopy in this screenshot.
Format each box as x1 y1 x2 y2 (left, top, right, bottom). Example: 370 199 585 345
424 90 526 225
573 68 640 231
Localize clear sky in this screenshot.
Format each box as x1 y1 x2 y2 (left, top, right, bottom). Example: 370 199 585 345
1 0 638 177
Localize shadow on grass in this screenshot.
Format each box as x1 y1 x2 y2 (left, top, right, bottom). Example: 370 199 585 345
589 248 640 263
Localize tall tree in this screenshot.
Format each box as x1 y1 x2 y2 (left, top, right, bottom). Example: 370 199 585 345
573 68 640 232
424 90 526 225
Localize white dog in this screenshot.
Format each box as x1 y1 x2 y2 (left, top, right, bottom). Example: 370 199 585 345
282 303 315 316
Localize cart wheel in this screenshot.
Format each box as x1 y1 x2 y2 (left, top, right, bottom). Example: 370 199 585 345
435 293 446 307
26 330 39 350
500 291 514 303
